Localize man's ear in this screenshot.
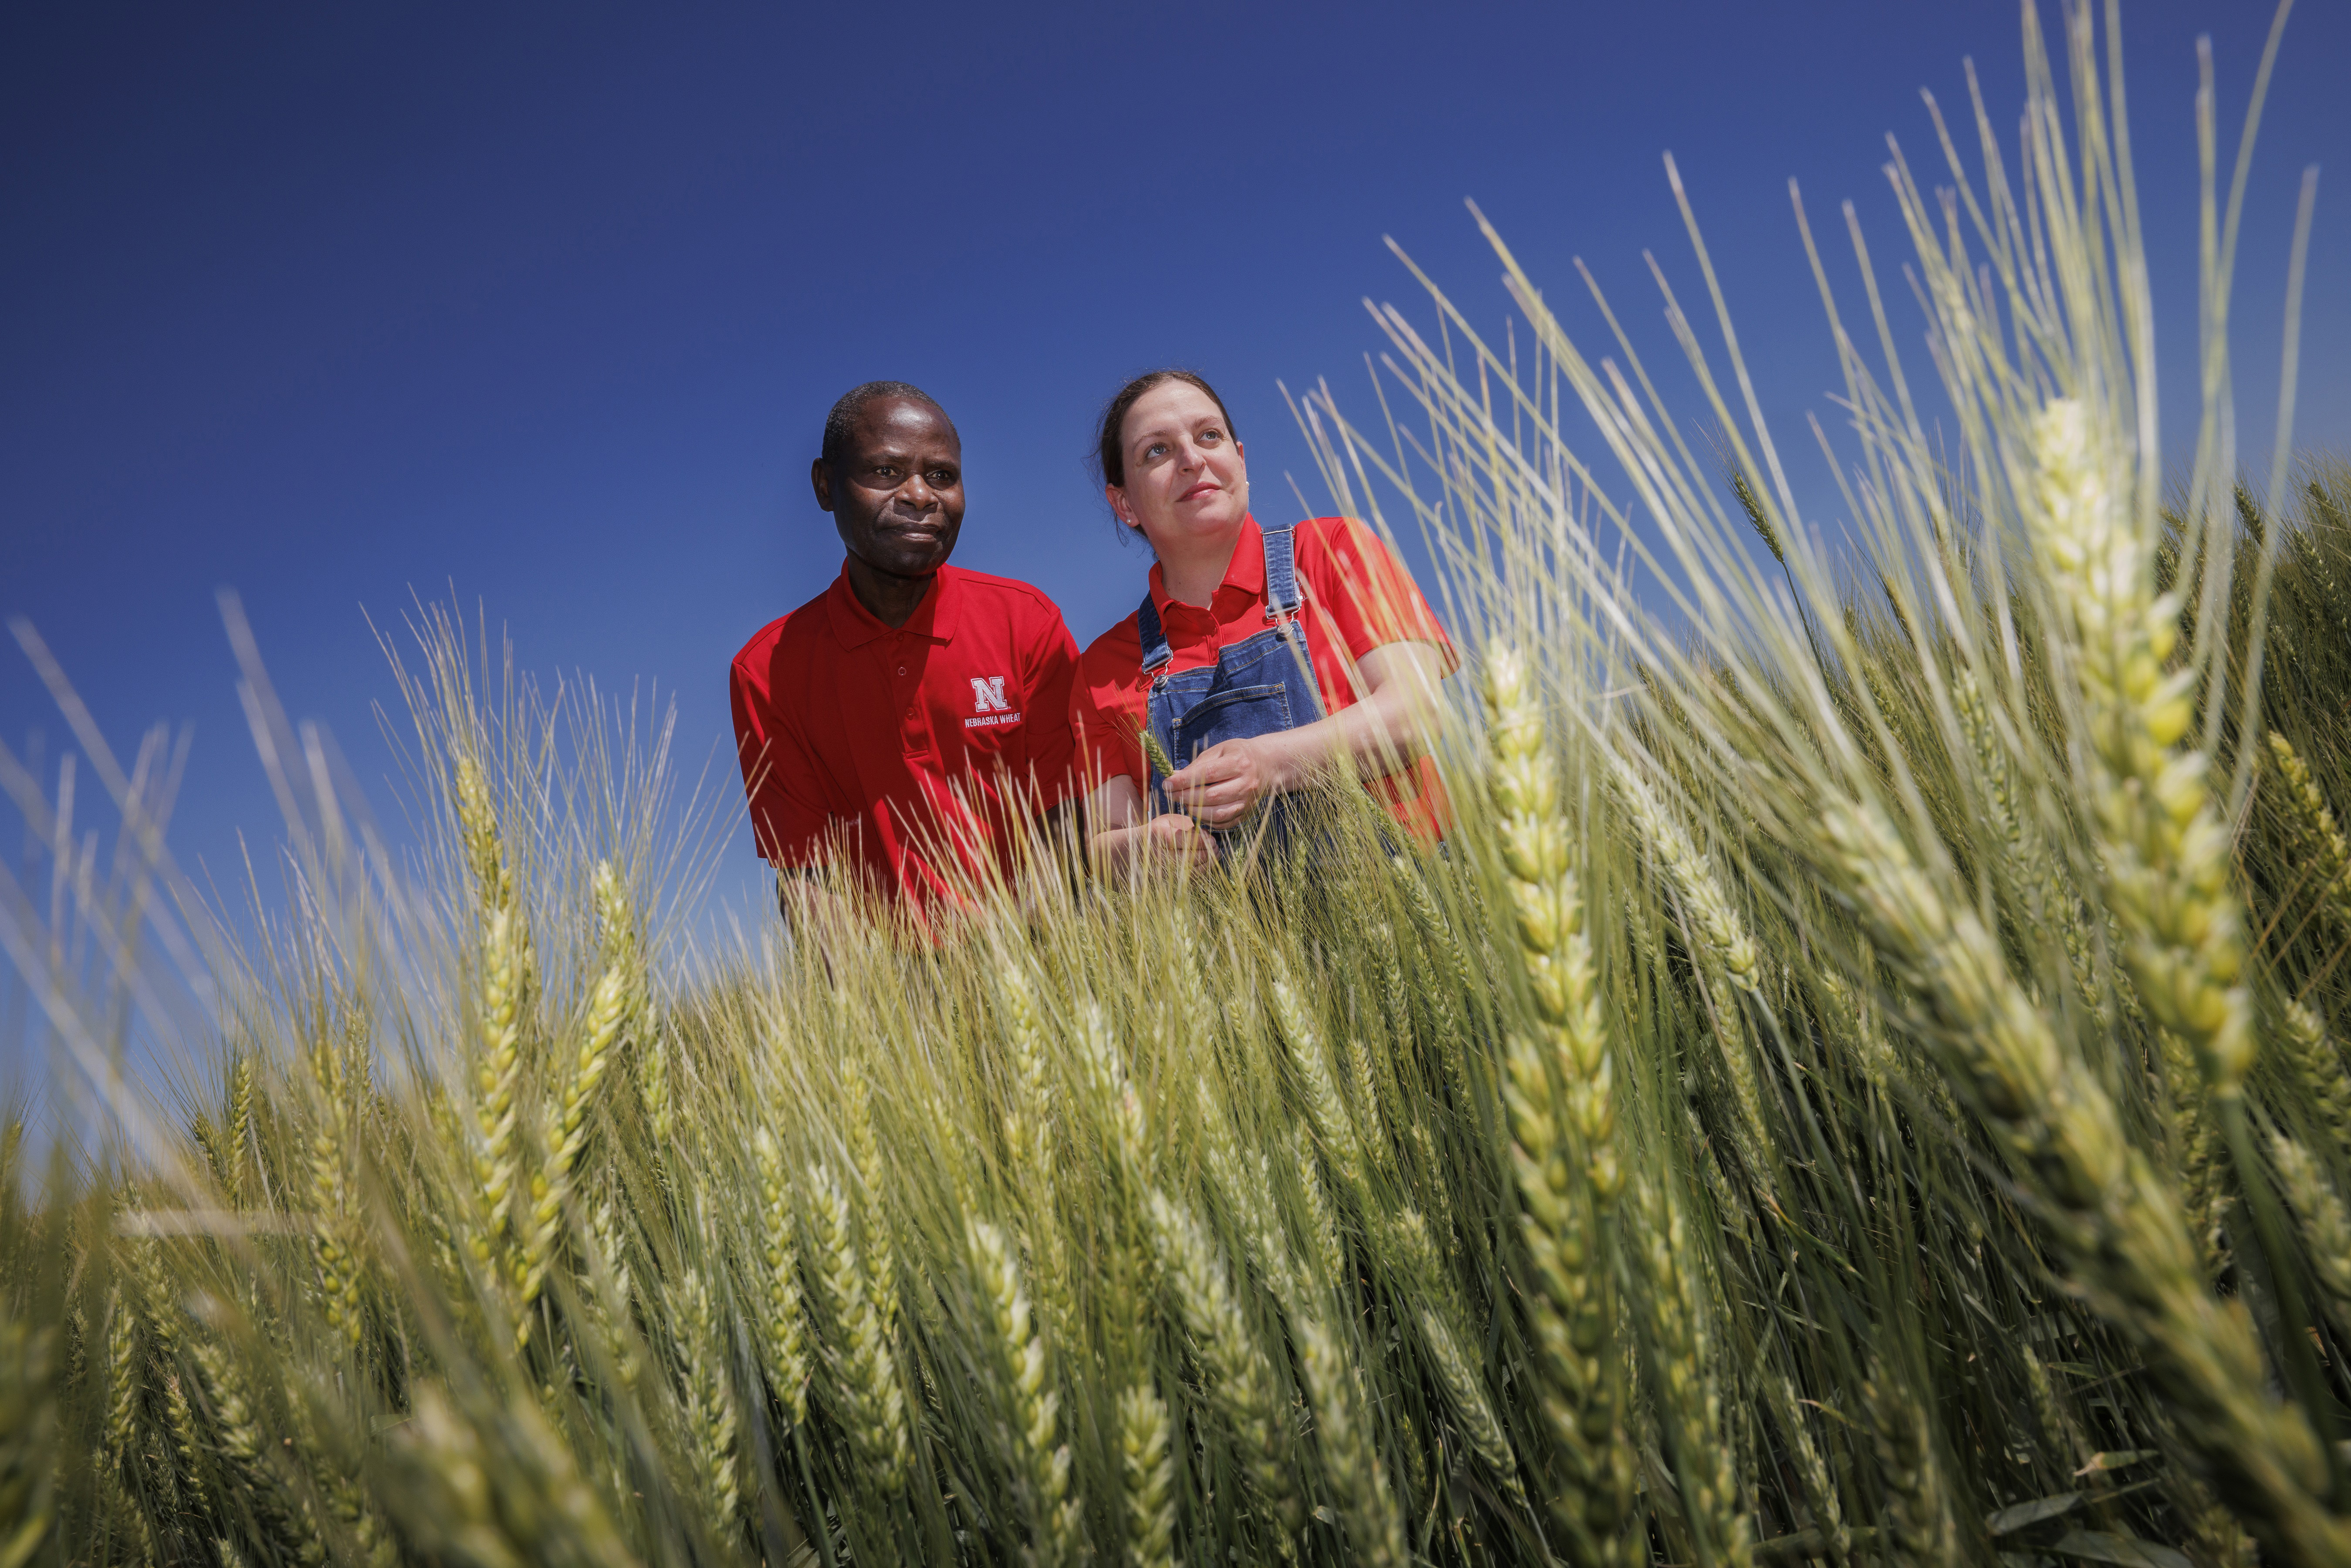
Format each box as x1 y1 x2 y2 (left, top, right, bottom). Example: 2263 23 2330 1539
811 457 836 513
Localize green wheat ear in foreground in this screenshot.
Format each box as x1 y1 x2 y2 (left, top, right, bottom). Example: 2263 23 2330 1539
11 6 2351 1565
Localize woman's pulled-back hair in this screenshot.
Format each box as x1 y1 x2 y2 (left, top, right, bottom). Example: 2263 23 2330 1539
1092 369 1235 490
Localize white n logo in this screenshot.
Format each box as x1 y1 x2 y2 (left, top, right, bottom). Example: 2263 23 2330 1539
969 676 1011 714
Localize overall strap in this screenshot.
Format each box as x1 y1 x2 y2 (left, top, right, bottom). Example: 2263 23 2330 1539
1262 524 1304 622
1136 592 1174 675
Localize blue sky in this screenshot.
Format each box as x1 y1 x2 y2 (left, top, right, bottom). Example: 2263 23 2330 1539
4 2 2346 1084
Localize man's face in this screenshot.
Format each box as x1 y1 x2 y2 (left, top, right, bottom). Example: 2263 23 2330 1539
812 397 965 580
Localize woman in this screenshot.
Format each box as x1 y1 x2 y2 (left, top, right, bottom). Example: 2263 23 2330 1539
1071 369 1458 868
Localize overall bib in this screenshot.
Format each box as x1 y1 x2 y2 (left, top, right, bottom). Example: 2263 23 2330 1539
1139 525 1327 855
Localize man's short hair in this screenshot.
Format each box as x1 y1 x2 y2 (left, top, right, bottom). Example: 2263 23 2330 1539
821 381 956 472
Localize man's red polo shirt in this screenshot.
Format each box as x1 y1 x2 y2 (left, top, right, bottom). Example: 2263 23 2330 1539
729 563 1081 903
1069 514 1458 842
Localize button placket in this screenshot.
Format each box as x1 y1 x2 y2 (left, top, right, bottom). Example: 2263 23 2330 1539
892 637 927 756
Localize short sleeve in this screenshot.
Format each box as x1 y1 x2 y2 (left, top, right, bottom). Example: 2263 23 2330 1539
1019 605 1084 809
1070 650 1148 798
730 651 832 866
1301 517 1459 672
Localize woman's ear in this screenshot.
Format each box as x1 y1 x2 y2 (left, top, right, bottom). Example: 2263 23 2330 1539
1105 483 1141 530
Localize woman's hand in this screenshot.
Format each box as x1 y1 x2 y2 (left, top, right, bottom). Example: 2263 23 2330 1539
1163 737 1284 828
1144 810 1215 864
1079 772 1214 872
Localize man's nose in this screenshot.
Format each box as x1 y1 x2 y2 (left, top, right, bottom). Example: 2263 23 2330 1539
898 473 937 508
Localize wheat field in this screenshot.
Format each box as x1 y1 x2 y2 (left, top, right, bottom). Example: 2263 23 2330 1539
8 5 2351 1565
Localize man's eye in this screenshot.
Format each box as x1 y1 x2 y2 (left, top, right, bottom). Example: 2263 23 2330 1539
1200 428 1223 445
928 469 954 485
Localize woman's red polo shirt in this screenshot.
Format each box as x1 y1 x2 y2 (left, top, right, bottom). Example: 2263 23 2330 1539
730 563 1081 903
1069 515 1458 842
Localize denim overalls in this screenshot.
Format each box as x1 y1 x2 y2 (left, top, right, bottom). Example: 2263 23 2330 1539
1140 525 1327 854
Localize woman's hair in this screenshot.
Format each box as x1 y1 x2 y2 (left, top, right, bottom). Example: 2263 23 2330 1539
1092 369 1235 490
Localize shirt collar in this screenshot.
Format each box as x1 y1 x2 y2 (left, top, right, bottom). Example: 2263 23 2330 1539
824 563 961 648
1145 514 1265 615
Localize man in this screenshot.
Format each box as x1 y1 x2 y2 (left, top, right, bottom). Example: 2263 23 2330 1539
730 381 1081 910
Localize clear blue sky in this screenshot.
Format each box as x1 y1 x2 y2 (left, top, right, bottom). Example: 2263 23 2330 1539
4 2 2345 1081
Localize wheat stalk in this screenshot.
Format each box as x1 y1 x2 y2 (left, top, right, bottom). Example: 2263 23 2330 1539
2032 399 2252 1096
1296 1313 1405 1568
515 863 632 1325
1952 670 2107 1020
102 1285 138 1479
391 1383 636 1568
2269 732 2351 939
1417 1304 1527 1510
1482 639 1635 1565
639 1024 673 1159
751 1129 810 1426
471 904 531 1250
1146 1188 1298 1557
811 1162 910 1493
0 1304 58 1568
1864 1363 1955 1565
305 1032 366 1355
1611 760 1761 995
1289 1131 1347 1297
225 1053 255 1197
2270 1134 2351 1314
1118 1382 1177 1568
1271 976 1370 1204
968 1218 1079 1568
1820 791 2351 1562
677 1266 743 1533
2280 1003 2351 1163
1762 1369 1847 1556
839 1071 900 1341
1629 1173 1751 1568
1140 727 1178 785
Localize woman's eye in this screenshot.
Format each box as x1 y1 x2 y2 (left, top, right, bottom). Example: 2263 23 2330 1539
1200 428 1223 445
1145 443 1167 460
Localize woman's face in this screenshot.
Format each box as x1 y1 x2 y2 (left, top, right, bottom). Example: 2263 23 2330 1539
1108 381 1248 551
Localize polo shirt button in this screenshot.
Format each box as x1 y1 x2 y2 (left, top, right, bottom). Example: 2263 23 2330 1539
898 666 907 676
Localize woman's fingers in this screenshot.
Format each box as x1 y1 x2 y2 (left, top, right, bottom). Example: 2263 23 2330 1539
1170 784 1243 823
1147 811 1214 862
1161 752 1232 795
1164 741 1261 819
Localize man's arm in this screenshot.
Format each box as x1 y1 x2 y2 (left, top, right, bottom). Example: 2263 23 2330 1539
730 654 836 899
1021 607 1084 817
